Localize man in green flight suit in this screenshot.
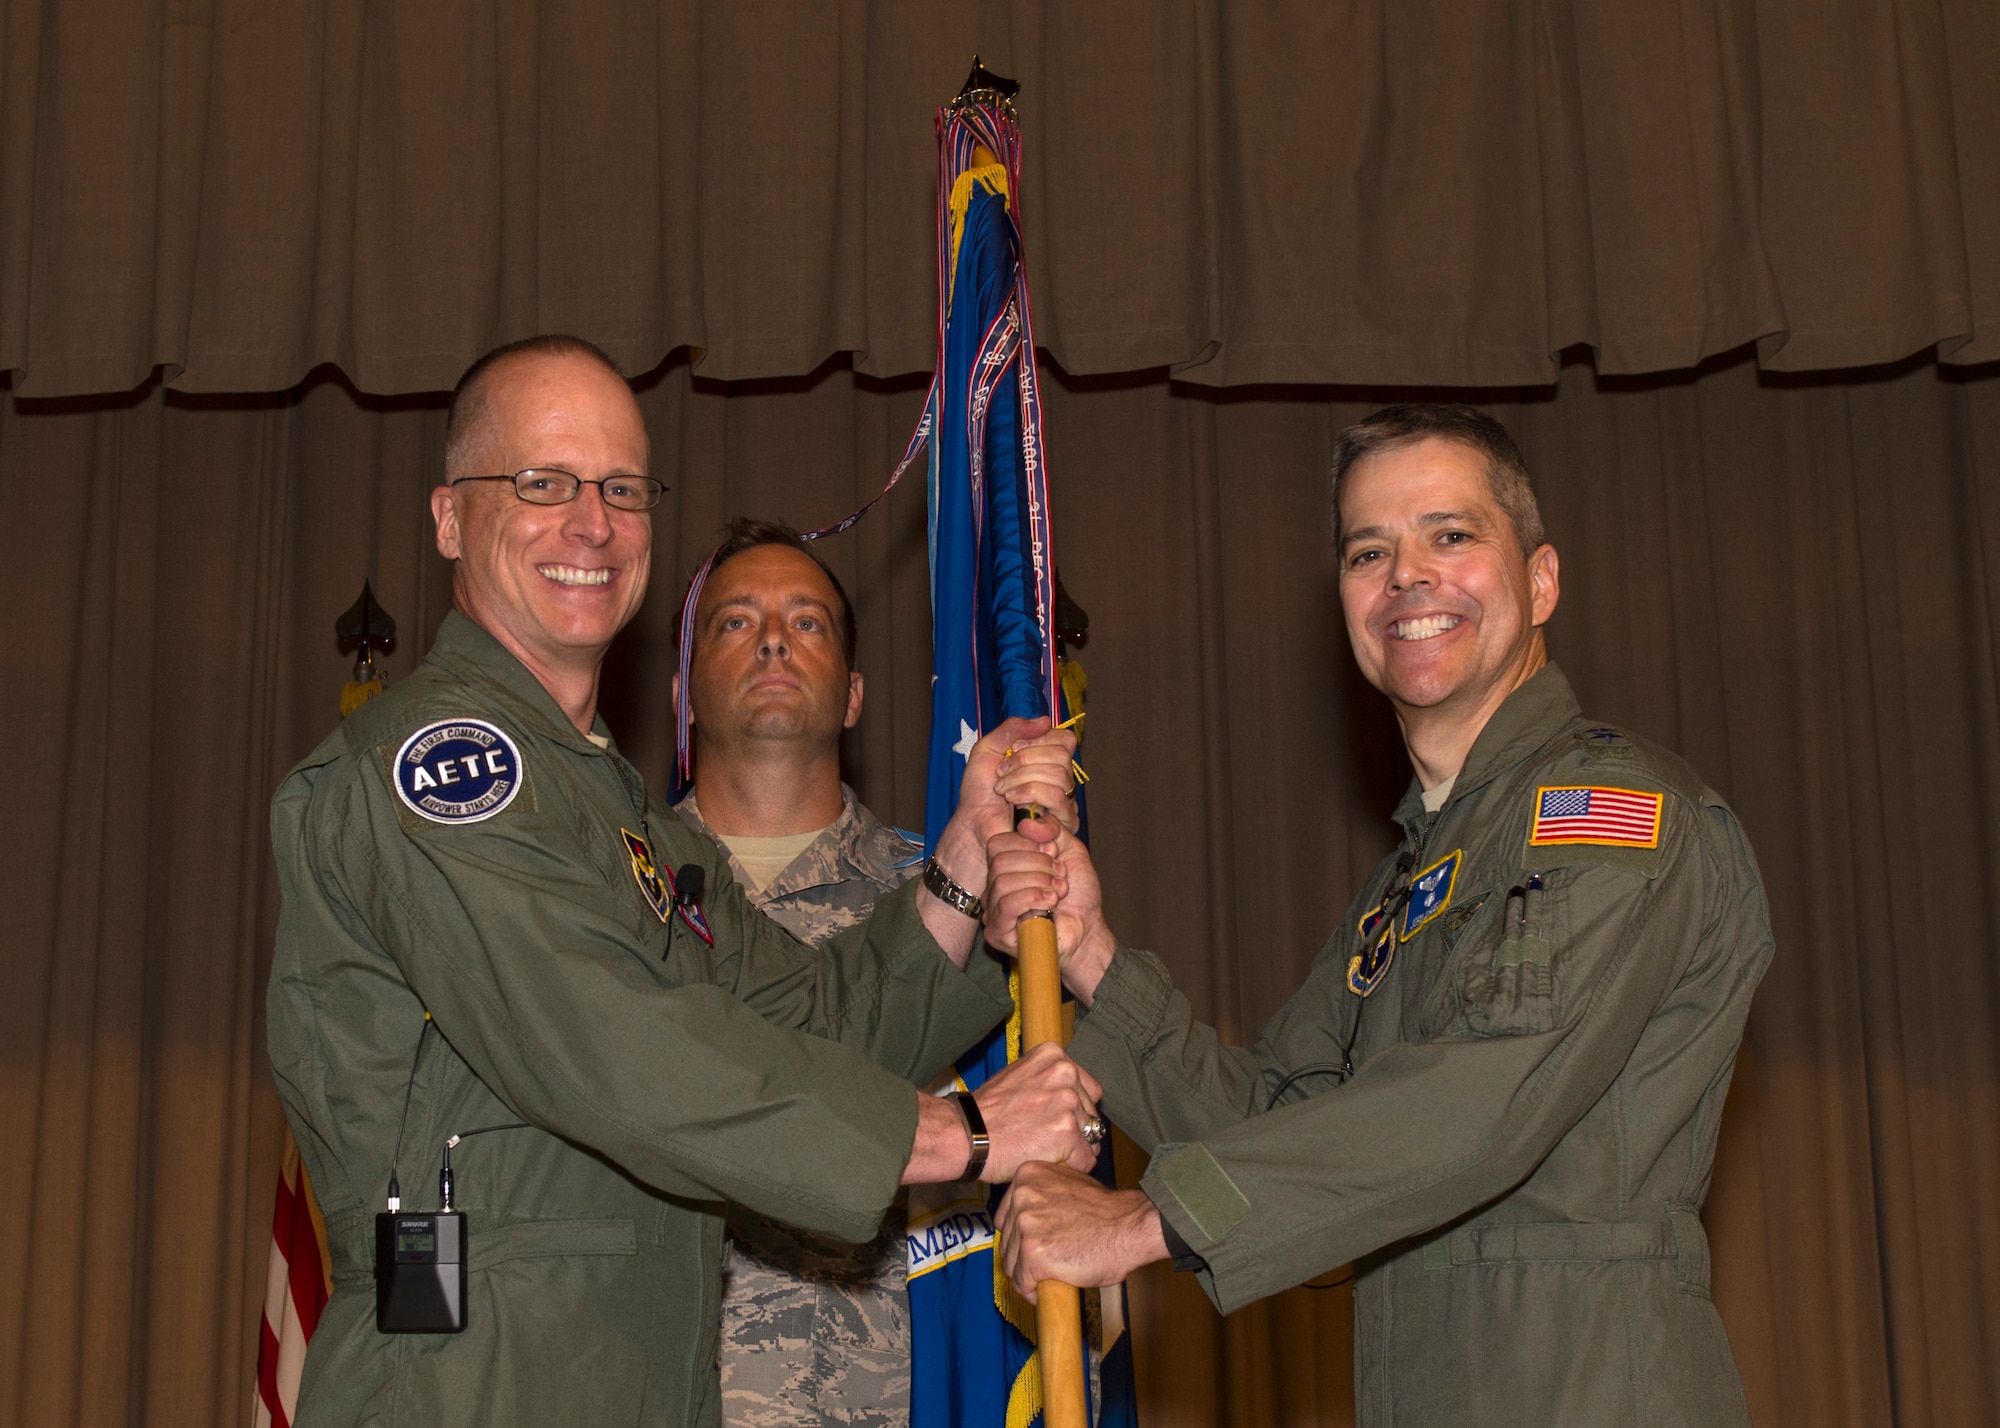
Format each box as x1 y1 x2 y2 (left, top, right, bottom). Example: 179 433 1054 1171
266 336 1101 1428
982 404 1774 1427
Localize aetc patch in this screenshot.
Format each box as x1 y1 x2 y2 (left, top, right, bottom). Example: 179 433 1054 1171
622 828 671 923
393 719 525 824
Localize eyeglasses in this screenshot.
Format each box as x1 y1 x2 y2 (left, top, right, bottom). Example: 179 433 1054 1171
450 468 667 512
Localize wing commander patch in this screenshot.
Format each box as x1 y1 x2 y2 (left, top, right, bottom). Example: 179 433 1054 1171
394 719 524 824
1529 785 1663 849
622 827 671 923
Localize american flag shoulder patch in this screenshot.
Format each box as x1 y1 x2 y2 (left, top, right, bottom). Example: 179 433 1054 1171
1529 785 1664 849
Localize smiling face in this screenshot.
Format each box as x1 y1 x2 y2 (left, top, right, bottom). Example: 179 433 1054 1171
430 352 653 681
1337 436 1560 735
687 543 861 758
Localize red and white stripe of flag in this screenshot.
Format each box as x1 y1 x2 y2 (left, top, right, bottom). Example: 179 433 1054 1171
1529 785 1663 847
253 1130 330 1428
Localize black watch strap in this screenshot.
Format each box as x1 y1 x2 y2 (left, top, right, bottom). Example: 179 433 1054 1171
950 1091 990 1181
923 856 984 920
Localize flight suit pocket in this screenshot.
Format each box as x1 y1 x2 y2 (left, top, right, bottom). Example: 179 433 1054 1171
1412 893 1493 1040
1459 875 1569 1036
469 1217 639 1272
449 1219 654 1422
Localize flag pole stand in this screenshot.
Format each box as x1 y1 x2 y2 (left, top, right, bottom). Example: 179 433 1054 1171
1017 907 1089 1428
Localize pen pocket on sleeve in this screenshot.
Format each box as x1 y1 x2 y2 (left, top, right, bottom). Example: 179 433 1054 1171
1459 874 1566 1037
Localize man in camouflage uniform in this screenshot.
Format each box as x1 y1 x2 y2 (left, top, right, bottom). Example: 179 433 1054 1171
983 405 1775 1427
675 519 944 1427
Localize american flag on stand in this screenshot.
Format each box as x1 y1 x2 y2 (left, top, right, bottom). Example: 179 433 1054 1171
1528 785 1664 848
253 1129 330 1428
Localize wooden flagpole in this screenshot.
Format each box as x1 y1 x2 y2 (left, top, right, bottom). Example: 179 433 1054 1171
1016 903 1088 1428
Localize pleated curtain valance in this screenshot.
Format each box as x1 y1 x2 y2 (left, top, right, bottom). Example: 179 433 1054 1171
1 0 1995 399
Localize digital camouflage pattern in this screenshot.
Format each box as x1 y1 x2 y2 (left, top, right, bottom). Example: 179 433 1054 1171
679 787 932 1428
1071 665 1774 1428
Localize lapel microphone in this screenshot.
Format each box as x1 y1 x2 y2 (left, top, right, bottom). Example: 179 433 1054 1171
663 864 705 962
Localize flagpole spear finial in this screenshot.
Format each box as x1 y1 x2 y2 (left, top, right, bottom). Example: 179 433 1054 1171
954 55 1020 103
950 55 1020 120
336 580 398 716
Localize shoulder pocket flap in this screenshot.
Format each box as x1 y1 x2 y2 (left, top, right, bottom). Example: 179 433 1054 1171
471 1217 638 1271
1520 840 1663 877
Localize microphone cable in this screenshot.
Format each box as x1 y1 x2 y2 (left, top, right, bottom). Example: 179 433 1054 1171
386 1014 432 1211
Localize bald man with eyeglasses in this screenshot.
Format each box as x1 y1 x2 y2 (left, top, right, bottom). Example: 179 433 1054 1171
265 335 1103 1428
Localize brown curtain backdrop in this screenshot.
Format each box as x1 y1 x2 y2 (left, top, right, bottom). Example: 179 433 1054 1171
2 0 1998 397
5 350 1998 1426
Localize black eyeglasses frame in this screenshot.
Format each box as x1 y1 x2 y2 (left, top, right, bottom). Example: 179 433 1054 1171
448 468 667 512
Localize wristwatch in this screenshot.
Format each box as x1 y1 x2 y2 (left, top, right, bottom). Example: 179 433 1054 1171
923 856 984 920
949 1091 990 1181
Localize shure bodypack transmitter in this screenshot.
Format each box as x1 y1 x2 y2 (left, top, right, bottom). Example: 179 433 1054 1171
375 1211 467 1333
376 1015 525 1335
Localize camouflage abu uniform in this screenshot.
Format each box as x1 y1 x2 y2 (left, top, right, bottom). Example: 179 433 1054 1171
1070 665 1773 1427
679 787 935 1428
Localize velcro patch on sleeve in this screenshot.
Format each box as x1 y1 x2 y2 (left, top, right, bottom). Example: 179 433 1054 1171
1152 1142 1251 1244
1528 785 1662 849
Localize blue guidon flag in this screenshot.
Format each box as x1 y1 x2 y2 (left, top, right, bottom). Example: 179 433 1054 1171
664 76 1141 1428
899 91 1138 1428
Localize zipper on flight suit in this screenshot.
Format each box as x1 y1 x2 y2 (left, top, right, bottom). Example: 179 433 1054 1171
1267 809 1441 1107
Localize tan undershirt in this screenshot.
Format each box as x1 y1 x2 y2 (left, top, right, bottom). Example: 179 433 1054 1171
713 827 827 893
1421 771 1459 814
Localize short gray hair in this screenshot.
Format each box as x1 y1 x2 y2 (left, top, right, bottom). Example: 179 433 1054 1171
1330 403 1546 556
444 334 626 479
